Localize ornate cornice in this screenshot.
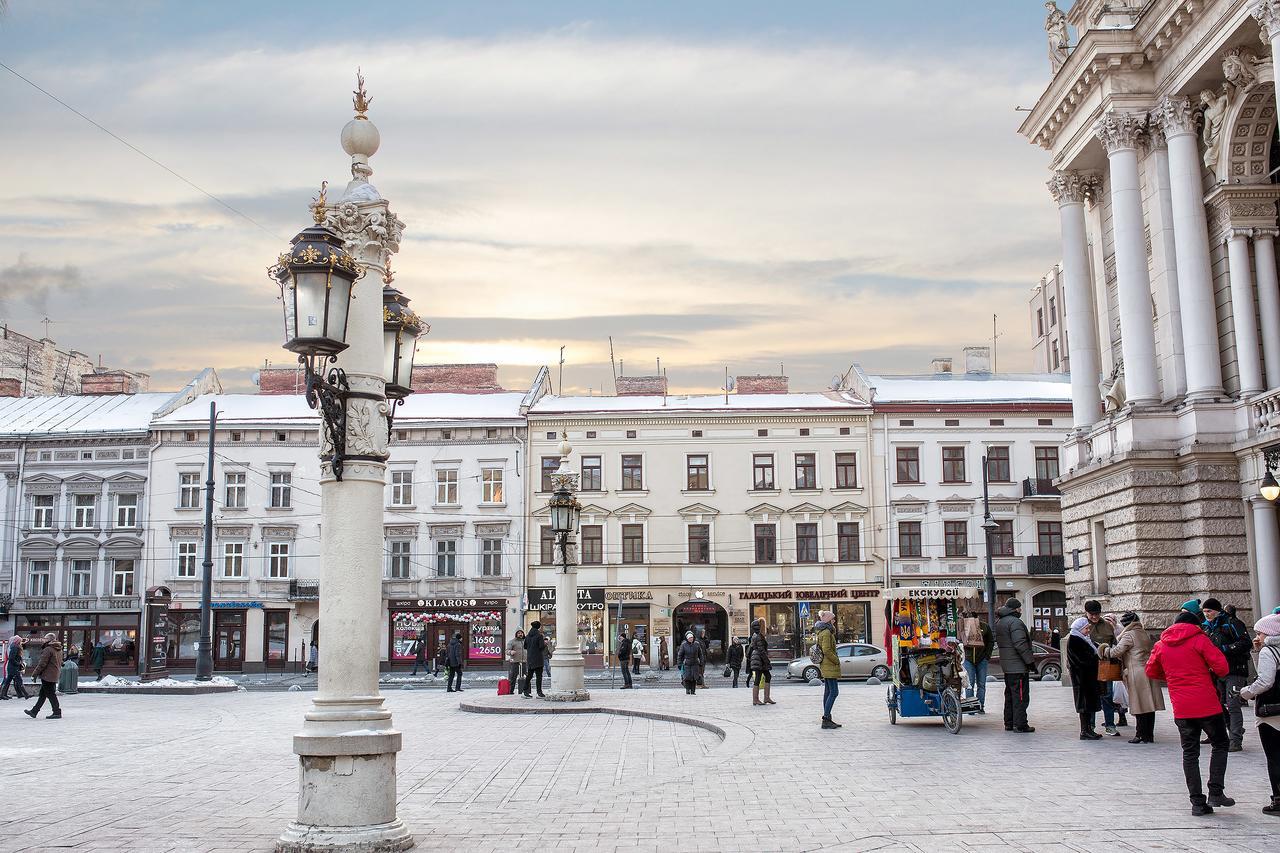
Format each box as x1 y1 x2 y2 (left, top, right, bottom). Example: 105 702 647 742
1047 170 1102 206
1253 0 1280 45
1149 95 1196 139
1094 111 1148 153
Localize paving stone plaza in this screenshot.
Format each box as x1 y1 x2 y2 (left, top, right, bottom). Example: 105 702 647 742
2 681 1277 853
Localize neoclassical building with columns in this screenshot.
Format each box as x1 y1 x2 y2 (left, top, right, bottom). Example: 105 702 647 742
1020 0 1280 624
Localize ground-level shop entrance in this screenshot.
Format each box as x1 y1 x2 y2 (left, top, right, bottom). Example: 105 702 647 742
672 599 729 664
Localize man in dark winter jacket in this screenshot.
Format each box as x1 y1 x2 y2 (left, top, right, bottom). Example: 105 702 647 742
1202 598 1251 751
616 631 633 689
522 622 547 698
1085 599 1120 735
993 598 1035 733
445 631 465 693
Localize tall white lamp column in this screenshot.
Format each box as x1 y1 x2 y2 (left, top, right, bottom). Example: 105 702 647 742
547 431 589 701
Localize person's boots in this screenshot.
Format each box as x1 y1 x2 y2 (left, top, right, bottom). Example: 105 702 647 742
1207 792 1235 808
821 716 838 729
1079 714 1102 740
1191 796 1214 817
1116 711 1128 727
763 682 775 704
752 682 762 706
1263 796 1280 816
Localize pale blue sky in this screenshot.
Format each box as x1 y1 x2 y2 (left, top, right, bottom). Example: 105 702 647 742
0 1 1060 393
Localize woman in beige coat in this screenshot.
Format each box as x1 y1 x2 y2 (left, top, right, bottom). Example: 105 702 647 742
1100 612 1164 744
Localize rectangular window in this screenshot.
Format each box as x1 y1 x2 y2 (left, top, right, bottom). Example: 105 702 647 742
481 538 504 576
621 455 644 490
991 520 1015 557
1048 295 1057 326
1092 520 1109 595
1051 341 1060 371
70 559 93 597
621 524 644 563
435 469 459 505
944 520 968 557
177 542 198 578
837 522 860 562
754 524 777 563
752 454 775 490
540 525 556 565
112 558 135 596
1036 307 1044 337
541 456 559 492
1038 521 1064 556
28 560 50 596
180 472 201 509
686 454 709 490
267 542 290 578
390 470 413 506
222 543 244 578
794 453 817 489
270 472 292 508
388 540 411 579
895 447 920 484
115 493 138 528
1035 446 1060 481
687 524 710 564
985 446 1011 483
898 521 922 558
581 525 603 564
941 447 966 483
581 456 602 491
224 471 246 509
481 467 504 503
835 453 857 489
435 540 457 577
73 493 96 529
32 494 54 529
795 523 819 563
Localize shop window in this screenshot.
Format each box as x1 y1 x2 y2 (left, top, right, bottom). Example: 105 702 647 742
985 446 1011 482
111 559 134 596
581 456 602 491
268 542 290 578
754 524 777 563
32 494 54 529
69 559 93 596
752 454 775 490
580 525 603 564
944 520 968 557
388 540 412 579
898 521 922 558
837 522 860 562
991 520 1015 557
795 523 818 562
895 447 920 483
794 453 817 489
540 456 559 492
435 540 458 577
621 524 644 563
167 612 200 661
686 454 709 490
1035 446 1060 481
687 524 710 564
834 601 871 644
835 453 857 489
264 610 289 666
621 455 644 491
27 560 51 596
1038 521 1064 556
941 446 966 483
750 603 795 660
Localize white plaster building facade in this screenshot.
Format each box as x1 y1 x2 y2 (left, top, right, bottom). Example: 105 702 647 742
523 375 880 667
1020 0 1280 622
144 390 530 672
1030 264 1071 374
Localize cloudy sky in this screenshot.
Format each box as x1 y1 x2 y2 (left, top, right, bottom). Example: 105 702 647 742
0 1 1060 394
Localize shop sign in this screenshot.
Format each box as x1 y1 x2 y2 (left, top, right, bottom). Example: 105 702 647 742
211 601 262 609
528 587 605 611
652 616 672 637
922 578 982 587
469 621 503 660
605 590 653 601
389 598 508 609
736 588 880 602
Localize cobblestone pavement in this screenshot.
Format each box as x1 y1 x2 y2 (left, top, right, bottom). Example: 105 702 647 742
1 681 1276 852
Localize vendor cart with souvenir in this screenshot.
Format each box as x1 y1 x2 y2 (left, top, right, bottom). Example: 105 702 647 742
884 585 982 733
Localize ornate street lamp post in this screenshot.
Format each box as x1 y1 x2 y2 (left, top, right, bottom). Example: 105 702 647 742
274 72 416 853
547 432 589 701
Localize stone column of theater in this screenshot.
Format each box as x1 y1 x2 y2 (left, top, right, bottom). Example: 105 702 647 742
1251 496 1280 613
276 89 413 852
1146 129 1188 399
1253 228 1280 389
1048 170 1104 429
1093 111 1161 406
1225 228 1266 396
1150 96 1225 400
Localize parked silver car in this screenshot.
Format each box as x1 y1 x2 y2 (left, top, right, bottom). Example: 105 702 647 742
786 643 891 682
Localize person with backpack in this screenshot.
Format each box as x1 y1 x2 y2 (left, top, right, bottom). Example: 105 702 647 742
616 630 633 689
1202 598 1252 752
1146 606 1234 816
960 611 994 714
813 610 841 729
993 598 1035 733
631 636 643 675
726 636 745 688
1239 612 1280 816
747 618 775 706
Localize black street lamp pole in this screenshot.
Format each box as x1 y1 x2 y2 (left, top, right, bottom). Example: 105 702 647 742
981 454 998 628
195 402 217 681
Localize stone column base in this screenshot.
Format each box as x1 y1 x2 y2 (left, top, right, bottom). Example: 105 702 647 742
276 819 413 852
545 688 591 702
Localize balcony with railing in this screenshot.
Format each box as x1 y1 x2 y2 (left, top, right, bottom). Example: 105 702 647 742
288 579 320 601
1027 554 1065 576
1021 478 1061 500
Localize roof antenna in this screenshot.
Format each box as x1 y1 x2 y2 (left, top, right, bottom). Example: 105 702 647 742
558 345 566 396
608 336 618 392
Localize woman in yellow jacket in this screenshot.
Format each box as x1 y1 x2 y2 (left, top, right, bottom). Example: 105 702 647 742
816 609 841 729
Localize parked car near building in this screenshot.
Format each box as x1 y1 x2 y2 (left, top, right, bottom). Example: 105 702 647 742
987 641 1062 682
786 642 890 682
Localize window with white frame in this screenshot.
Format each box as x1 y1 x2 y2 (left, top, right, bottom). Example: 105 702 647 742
224 471 246 509
32 494 54 529
481 467 504 503
70 559 93 596
28 559 51 596
222 542 244 577
179 472 201 508
112 559 135 596
73 493 96 529
481 538 503 576
435 539 458 577
268 542 290 578
390 470 413 506
176 542 198 578
387 540 412 579
270 471 292 508
115 493 138 528
435 469 459 505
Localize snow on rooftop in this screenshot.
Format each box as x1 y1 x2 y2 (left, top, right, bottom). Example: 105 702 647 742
531 391 868 415
866 374 1072 404
0 393 176 436
155 392 527 426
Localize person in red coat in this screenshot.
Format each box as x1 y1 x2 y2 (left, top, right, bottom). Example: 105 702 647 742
1146 607 1234 816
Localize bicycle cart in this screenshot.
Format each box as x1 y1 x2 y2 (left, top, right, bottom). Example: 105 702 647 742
884 586 982 734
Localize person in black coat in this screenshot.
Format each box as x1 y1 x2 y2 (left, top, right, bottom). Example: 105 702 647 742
445 631 464 693
522 622 547 698
726 636 745 688
676 631 705 695
616 631 633 689
410 631 428 676
1067 617 1103 740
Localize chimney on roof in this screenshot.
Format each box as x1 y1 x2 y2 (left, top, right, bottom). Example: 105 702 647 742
614 375 667 396
963 346 992 376
735 375 789 394
930 358 953 376
80 370 145 395
410 364 504 394
0 378 20 398
256 366 306 395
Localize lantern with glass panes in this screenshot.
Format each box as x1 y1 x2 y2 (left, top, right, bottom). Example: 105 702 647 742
1261 448 1280 502
382 265 426 430
547 433 582 571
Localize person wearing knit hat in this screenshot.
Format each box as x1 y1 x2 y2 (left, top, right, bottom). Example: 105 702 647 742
1239 613 1280 815
1085 600 1121 733
1203 600 1252 751
1181 599 1203 617
993 597 1035 733
1202 598 1223 613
